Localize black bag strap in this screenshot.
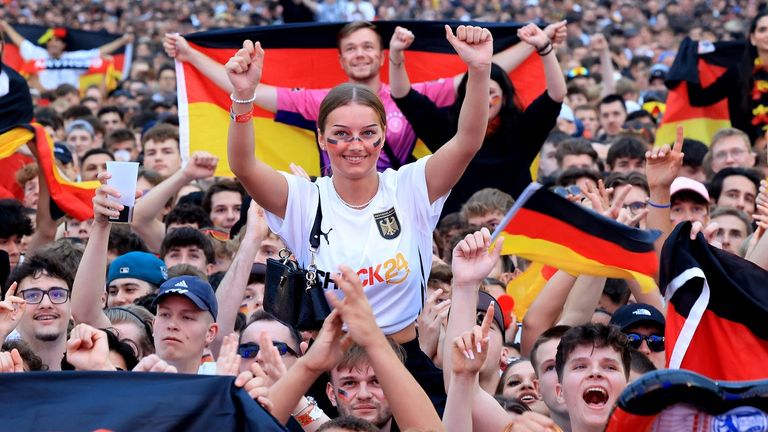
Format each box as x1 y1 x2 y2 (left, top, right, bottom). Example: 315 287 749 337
309 186 323 250
381 140 402 170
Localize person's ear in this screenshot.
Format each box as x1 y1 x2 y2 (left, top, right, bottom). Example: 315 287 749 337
206 323 218 345
317 130 327 152
206 263 215 276
326 382 338 407
556 382 565 404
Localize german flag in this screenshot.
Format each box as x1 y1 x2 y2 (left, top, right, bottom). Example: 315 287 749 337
654 37 749 146
179 21 545 177
0 60 96 220
3 24 131 93
606 369 768 432
491 183 660 292
659 222 768 381
505 262 557 319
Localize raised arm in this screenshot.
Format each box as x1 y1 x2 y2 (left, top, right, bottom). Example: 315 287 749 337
591 34 616 98
388 26 415 99
426 25 492 203
327 265 444 432
0 20 28 49
131 151 217 252
517 23 567 102
25 170 59 254
558 276 606 326
645 126 684 254
226 40 289 218
519 270 576 357
211 202 266 355
71 172 120 329
164 33 278 112
98 33 133 56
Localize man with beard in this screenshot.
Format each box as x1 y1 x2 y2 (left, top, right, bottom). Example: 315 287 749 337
326 343 400 431
5 252 74 371
555 323 630 432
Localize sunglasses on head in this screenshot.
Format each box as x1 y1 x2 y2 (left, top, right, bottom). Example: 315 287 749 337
200 227 230 242
567 67 589 80
626 333 665 352
552 185 582 197
237 341 299 358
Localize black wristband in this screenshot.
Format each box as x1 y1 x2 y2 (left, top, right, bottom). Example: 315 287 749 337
537 43 554 56
536 41 552 54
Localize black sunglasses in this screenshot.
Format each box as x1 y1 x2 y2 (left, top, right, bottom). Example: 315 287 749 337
626 333 665 352
238 341 299 358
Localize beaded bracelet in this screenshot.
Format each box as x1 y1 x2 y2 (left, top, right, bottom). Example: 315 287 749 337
230 92 257 104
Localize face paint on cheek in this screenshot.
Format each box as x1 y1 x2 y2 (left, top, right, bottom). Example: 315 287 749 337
337 388 350 401
326 138 339 145
372 138 382 147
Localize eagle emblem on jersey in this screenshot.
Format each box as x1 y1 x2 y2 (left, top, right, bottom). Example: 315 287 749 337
373 207 401 240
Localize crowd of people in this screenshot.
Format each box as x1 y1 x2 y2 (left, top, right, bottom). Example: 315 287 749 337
1 0 768 431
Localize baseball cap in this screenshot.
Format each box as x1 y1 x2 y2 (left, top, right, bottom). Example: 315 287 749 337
53 143 73 165
153 276 218 321
649 64 669 82
477 291 505 331
610 303 665 332
671 177 710 203
107 252 167 286
65 119 94 137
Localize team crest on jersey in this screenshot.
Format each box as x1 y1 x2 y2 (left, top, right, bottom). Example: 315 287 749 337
373 207 401 240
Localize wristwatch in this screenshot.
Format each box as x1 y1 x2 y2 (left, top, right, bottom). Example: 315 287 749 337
295 396 324 426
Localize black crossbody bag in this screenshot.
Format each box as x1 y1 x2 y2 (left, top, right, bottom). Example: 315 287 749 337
264 192 331 330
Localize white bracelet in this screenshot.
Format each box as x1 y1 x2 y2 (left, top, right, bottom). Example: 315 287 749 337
230 92 257 104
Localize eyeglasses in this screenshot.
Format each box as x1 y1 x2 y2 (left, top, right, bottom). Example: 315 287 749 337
19 287 71 305
622 201 648 214
200 227 230 242
626 333 665 352
237 341 299 358
713 147 749 162
552 185 582 197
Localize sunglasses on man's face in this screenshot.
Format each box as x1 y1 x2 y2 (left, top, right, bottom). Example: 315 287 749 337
626 333 665 352
237 341 299 359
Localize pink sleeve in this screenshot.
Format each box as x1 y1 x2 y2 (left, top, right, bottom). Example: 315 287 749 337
275 87 330 121
412 78 456 108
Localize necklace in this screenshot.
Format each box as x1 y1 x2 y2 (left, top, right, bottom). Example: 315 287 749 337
332 177 378 210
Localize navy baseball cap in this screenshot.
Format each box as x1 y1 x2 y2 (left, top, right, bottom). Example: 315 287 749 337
53 143 73 165
107 252 167 286
477 290 506 331
153 276 218 321
610 303 665 332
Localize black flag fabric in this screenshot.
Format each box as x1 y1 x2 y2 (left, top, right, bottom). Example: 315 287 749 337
0 371 288 432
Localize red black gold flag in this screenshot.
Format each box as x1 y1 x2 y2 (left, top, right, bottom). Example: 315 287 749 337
3 24 131 92
606 369 768 432
178 21 545 177
491 183 660 292
0 59 96 220
655 38 749 146
659 222 768 381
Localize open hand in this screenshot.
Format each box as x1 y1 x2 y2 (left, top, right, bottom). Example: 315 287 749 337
445 25 493 70
417 288 451 358
225 40 265 100
216 333 242 376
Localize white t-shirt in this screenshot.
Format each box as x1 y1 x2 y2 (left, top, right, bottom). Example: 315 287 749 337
266 156 446 334
20 40 101 90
